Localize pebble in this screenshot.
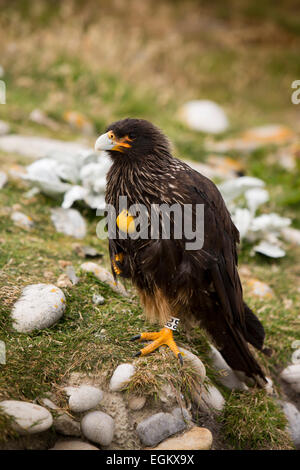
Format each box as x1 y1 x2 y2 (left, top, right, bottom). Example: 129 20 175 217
81 411 114 446
11 211 34 230
127 395 146 411
194 383 225 412
145 426 213 450
109 363 135 392
11 284 66 333
51 208 86 239
74 244 103 258
0 400 53 434
56 274 73 288
136 408 191 447
0 171 7 188
245 278 274 299
0 120 10 136
50 440 99 450
179 100 229 134
65 385 103 413
280 401 300 448
209 345 248 390
179 347 206 382
81 262 128 297
65 265 80 285
280 364 300 393
92 293 105 305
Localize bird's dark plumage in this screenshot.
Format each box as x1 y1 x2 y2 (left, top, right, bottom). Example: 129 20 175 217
102 118 267 386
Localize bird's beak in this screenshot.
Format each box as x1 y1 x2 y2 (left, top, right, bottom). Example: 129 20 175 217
95 132 115 152
95 132 132 153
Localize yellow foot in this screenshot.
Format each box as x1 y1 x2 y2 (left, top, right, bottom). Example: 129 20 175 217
130 328 183 365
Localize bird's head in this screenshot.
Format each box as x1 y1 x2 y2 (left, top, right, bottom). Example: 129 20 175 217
95 118 171 162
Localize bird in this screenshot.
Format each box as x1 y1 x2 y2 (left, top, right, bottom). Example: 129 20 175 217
95 118 269 387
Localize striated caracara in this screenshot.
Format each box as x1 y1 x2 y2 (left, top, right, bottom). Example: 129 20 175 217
95 118 269 387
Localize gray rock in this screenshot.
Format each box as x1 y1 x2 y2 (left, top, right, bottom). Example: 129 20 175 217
92 294 105 305
280 364 300 394
0 400 53 434
209 345 248 390
127 395 146 411
81 411 114 446
66 265 80 285
51 208 86 239
65 385 103 413
50 440 99 450
40 398 81 437
136 408 191 447
11 284 66 333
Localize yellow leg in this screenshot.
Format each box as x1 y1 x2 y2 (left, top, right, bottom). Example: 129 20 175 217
131 327 183 364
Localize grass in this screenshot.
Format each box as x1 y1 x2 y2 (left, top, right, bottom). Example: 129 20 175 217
0 0 299 450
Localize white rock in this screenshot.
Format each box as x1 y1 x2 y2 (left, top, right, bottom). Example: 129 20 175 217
264 377 274 395
179 347 206 382
65 385 103 413
40 398 81 436
180 100 229 134
92 293 105 305
253 241 286 258
50 440 99 450
11 211 34 230
244 188 269 214
280 364 300 393
81 411 114 446
11 284 66 333
219 176 265 204
109 363 135 392
280 401 300 447
51 208 86 239
232 208 253 240
200 384 225 412
0 171 7 188
0 120 10 136
209 345 248 390
0 400 53 434
282 227 300 246
81 262 128 297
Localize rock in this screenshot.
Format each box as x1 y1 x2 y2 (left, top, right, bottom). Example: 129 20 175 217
197 384 225 412
81 262 128 297
0 134 89 160
136 408 191 447
65 385 103 413
11 211 34 230
219 176 265 204
66 265 80 285
56 274 73 288
253 241 286 258
209 345 247 390
179 100 229 134
282 227 300 246
40 398 81 437
146 426 213 450
0 340 6 364
0 120 10 136
0 171 7 188
242 125 294 144
73 244 103 259
11 284 66 333
158 383 178 404
280 401 300 447
81 411 114 446
51 208 86 239
0 400 53 434
50 440 99 450
280 364 300 393
92 294 105 305
127 395 146 411
109 363 135 392
245 278 274 299
179 347 206 382
29 109 59 131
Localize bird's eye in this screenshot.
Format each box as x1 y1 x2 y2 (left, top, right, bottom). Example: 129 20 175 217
128 132 136 140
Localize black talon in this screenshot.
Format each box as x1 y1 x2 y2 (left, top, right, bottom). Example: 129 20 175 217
130 334 141 342
178 353 183 366
133 351 141 357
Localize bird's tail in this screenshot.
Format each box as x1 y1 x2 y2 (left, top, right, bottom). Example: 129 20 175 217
202 305 267 387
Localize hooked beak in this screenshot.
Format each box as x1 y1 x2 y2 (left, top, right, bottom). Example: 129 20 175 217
95 131 132 153
95 132 115 152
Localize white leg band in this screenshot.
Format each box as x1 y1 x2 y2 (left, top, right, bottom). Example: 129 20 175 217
164 317 180 331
